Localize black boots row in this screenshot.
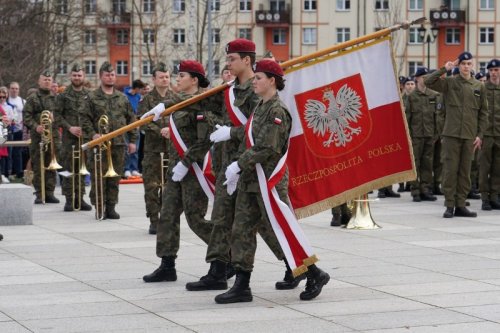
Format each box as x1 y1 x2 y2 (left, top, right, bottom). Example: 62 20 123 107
64 196 92 212
443 206 477 218
482 199 500 211
34 194 60 204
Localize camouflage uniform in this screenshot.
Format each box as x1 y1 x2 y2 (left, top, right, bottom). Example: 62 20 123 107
80 87 137 207
137 88 173 228
156 92 213 259
205 78 284 264
405 87 440 197
23 89 59 198
55 84 89 199
231 94 291 272
425 67 488 209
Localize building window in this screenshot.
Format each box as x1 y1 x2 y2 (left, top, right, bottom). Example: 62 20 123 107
336 28 350 43
480 27 494 44
55 30 67 45
479 61 488 73
173 29 185 44
273 28 286 45
143 29 155 44
210 0 220 12
211 29 220 44
445 28 460 44
213 60 220 75
116 29 129 45
142 60 153 75
408 0 422 10
143 0 155 12
303 27 316 45
480 0 494 9
84 30 96 45
85 60 96 75
238 28 252 39
374 0 389 10
173 0 185 13
57 61 68 75
84 0 96 13
270 0 286 11
116 61 128 75
304 0 316 11
55 0 68 14
239 0 251 11
449 0 460 9
408 61 423 76
336 0 350 10
112 0 126 14
408 27 423 44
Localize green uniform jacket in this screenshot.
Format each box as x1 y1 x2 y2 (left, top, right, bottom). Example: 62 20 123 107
424 67 488 140
55 85 89 143
237 94 292 193
406 87 440 138
23 89 59 143
485 81 500 137
80 87 137 146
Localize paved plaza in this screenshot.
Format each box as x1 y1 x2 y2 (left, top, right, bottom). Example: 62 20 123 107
1 184 500 332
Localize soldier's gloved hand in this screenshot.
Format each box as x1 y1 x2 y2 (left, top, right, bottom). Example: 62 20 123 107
225 179 238 195
140 102 165 121
210 125 231 143
171 161 189 182
223 161 240 195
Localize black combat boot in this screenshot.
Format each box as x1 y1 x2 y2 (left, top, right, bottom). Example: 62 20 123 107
226 262 236 280
412 195 422 202
0 233 3 241
397 183 405 192
330 209 341 227
482 200 492 211
340 204 352 225
467 190 481 200
443 207 454 218
214 270 252 304
491 200 500 210
433 184 443 195
299 265 330 301
385 188 401 198
105 205 120 219
377 189 386 198
79 199 92 211
148 223 157 235
275 263 306 290
186 260 228 291
143 256 177 282
64 196 73 212
45 194 60 204
404 182 411 192
454 207 477 217
420 192 437 201
34 196 43 204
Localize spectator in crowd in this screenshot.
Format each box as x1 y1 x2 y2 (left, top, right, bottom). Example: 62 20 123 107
221 65 235 83
123 79 145 178
51 82 59 96
7 82 25 179
0 89 14 183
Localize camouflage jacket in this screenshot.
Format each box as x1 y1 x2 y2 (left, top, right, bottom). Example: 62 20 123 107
424 67 488 140
485 81 500 137
405 87 441 138
137 88 173 153
23 88 59 143
55 85 89 145
80 87 137 146
237 93 292 193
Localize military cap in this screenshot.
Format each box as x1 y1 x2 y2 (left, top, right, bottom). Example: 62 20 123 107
487 58 500 69
255 59 284 77
414 67 429 77
452 67 460 75
41 70 52 77
179 60 206 77
405 76 415 82
225 38 256 54
99 61 114 73
153 62 168 74
71 63 83 72
457 51 473 63
398 76 407 84
475 72 486 80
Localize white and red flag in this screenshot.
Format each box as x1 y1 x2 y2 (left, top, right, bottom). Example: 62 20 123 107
281 37 415 218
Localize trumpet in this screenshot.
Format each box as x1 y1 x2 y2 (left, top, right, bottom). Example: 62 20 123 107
71 135 90 211
39 110 62 204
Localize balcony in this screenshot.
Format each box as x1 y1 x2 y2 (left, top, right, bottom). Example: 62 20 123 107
429 9 466 27
99 12 131 28
255 10 290 27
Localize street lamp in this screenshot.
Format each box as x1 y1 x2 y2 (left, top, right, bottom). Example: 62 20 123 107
418 24 439 69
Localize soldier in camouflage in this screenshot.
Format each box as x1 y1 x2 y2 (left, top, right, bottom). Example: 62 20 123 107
142 60 214 283
56 63 92 212
80 62 137 219
23 70 60 204
137 62 175 234
425 52 489 218
215 59 330 304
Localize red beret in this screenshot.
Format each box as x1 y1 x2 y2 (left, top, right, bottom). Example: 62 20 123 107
255 59 284 77
225 38 256 54
179 60 206 77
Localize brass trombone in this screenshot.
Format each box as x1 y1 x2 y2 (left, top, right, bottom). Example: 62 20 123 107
71 135 90 211
39 110 62 204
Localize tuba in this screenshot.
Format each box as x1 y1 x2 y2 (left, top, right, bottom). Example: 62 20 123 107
39 110 62 204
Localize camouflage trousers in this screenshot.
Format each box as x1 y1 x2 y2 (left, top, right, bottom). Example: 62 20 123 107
230 189 287 272
29 140 58 196
142 152 166 225
441 136 474 208
88 146 125 206
205 175 284 264
479 136 500 201
156 173 212 258
410 137 435 196
60 142 87 198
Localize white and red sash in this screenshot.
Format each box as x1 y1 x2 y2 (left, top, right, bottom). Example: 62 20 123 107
245 114 318 277
169 114 215 202
224 85 247 127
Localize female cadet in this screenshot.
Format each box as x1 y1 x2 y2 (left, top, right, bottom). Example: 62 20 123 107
142 60 214 282
215 59 330 303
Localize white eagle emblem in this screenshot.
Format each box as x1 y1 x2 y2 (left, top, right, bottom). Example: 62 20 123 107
304 84 363 147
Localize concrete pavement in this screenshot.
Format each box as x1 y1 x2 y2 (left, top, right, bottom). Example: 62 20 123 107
1 184 500 332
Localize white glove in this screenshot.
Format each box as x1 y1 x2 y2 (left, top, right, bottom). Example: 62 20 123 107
225 178 238 195
140 102 165 121
172 161 189 182
210 125 232 143
223 161 241 195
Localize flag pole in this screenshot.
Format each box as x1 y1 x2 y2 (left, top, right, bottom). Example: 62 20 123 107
82 17 425 152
